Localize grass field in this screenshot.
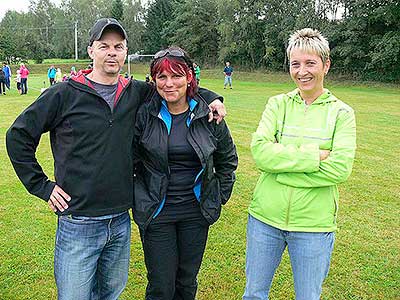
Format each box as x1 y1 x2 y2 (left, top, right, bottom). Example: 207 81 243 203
0 68 399 300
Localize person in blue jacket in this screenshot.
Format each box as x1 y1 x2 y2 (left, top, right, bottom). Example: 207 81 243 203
2 62 12 90
223 61 233 89
133 47 238 300
47 65 57 86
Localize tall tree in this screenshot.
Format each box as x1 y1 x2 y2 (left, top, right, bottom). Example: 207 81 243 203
327 0 400 81
142 0 177 54
166 0 219 65
111 0 124 21
121 0 145 54
0 10 34 61
61 0 113 58
29 0 59 60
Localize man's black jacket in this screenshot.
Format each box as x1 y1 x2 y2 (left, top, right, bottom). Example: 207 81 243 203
6 72 222 216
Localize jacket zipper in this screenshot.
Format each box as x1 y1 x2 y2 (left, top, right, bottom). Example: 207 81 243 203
142 103 209 231
301 102 309 143
73 78 130 120
142 115 170 231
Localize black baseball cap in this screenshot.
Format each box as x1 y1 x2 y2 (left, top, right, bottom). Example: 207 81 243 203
89 18 128 45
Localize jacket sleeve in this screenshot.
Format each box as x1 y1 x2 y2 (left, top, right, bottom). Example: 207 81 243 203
213 120 238 205
198 87 223 104
133 104 147 166
276 108 356 187
251 96 320 173
6 88 63 201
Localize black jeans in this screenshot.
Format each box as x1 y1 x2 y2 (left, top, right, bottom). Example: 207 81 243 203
140 201 209 300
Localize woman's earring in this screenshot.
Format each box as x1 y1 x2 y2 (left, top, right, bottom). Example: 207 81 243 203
188 83 191 87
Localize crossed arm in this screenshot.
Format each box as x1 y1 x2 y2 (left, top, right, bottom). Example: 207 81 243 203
251 98 356 187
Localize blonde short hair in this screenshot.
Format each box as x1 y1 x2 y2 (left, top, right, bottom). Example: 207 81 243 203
287 28 330 63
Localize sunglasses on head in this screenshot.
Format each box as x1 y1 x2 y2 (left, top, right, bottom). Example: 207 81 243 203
154 48 186 59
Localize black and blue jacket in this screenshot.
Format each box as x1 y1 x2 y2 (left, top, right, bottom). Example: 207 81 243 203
133 92 238 231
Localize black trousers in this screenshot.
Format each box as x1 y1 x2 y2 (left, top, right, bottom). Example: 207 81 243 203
140 201 209 300
0 80 5 94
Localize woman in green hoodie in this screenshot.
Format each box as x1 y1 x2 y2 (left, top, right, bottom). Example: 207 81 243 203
243 28 356 300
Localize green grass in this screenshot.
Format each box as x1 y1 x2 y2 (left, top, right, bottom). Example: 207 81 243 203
0 70 399 300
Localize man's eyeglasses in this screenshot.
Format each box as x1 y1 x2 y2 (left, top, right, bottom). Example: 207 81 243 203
154 48 186 59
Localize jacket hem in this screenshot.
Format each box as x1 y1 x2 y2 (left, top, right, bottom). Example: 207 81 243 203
248 211 337 233
58 205 131 217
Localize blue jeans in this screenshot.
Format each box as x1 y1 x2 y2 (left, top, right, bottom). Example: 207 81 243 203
5 77 11 89
54 212 131 300
243 215 334 300
224 75 232 87
21 78 28 94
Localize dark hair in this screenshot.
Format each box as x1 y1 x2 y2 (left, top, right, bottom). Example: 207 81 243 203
150 47 198 98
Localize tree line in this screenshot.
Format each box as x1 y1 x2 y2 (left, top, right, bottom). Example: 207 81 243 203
0 0 398 82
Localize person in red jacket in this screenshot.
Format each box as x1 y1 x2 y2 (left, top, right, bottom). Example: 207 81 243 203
19 63 30 94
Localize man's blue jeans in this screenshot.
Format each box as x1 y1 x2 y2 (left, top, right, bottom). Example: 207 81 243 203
243 215 334 300
54 212 131 300
224 75 232 87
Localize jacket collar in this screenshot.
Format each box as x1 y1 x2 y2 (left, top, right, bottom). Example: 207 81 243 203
288 88 338 105
70 69 131 106
149 92 211 120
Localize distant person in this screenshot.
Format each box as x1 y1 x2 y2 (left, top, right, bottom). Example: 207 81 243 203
193 62 200 85
62 74 68 81
145 73 150 82
3 62 12 89
48 65 57 86
243 28 357 300
15 70 22 94
55 68 62 83
223 61 233 89
133 46 238 300
70 66 77 77
0 68 6 95
19 63 30 94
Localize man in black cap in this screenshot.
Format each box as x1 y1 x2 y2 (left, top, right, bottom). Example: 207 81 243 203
6 18 225 299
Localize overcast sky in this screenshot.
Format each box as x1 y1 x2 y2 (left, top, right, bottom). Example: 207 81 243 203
0 0 149 21
0 0 63 21
1 0 29 21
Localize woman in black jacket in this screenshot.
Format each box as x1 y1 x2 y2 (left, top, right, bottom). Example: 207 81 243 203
133 47 238 300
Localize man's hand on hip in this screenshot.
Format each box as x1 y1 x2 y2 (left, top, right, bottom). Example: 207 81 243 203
48 185 71 212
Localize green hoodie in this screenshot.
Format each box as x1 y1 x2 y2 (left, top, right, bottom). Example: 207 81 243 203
250 89 356 232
